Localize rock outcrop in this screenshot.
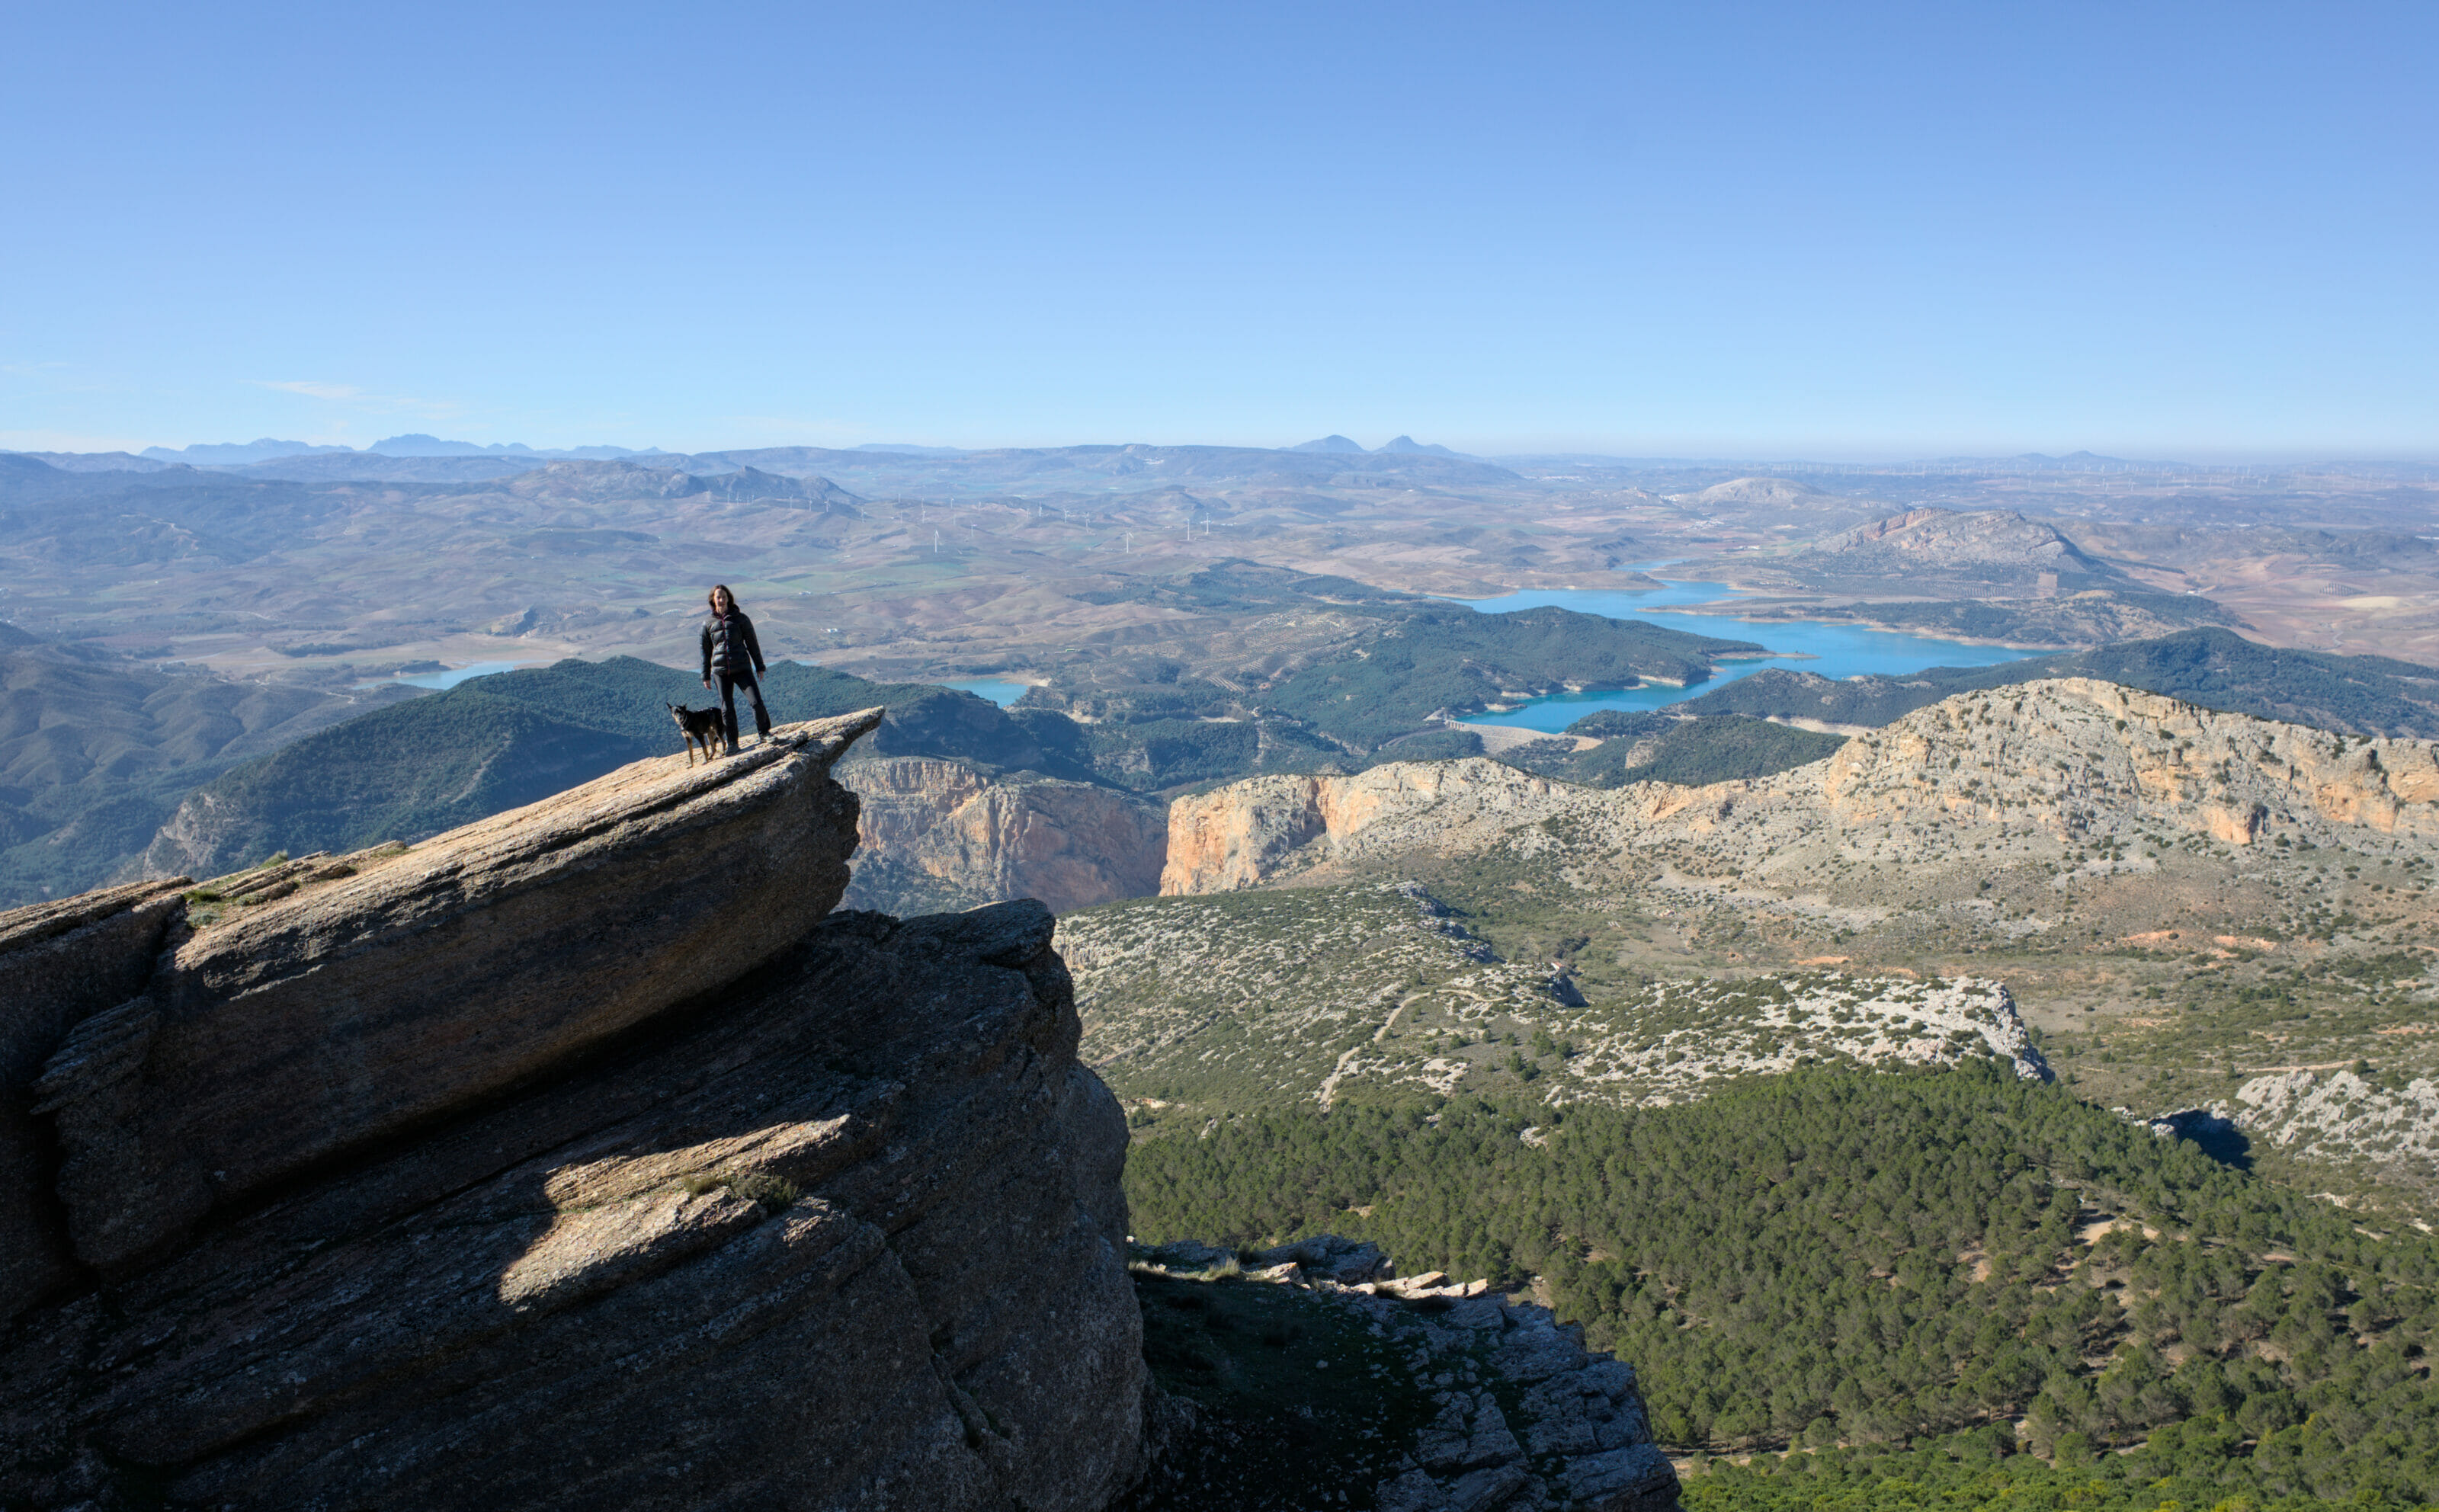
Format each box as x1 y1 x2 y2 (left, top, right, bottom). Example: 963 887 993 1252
1065 882 2047 1116
844 755 1168 915
1132 1238 1678 1512
1162 762 1568 895
0 710 1149 1511
1159 679 2439 895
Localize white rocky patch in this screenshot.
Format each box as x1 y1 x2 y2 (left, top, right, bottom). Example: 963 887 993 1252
1065 880 2050 1114
1553 975 2050 1105
2226 1069 2439 1165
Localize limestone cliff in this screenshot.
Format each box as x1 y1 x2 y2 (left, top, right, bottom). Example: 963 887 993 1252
0 710 1147 1511
843 754 1167 915
1162 762 1569 895
1161 678 2439 895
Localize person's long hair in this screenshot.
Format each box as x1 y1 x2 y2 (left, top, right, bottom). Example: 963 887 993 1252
707 584 739 616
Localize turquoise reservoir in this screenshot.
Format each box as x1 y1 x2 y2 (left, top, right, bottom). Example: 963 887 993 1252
939 677 1030 707
1452 579 2040 732
364 661 530 690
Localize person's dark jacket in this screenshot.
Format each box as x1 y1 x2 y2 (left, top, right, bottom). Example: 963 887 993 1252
700 609 768 681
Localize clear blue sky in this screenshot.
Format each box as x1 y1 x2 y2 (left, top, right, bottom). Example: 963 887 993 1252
5 2 2432 459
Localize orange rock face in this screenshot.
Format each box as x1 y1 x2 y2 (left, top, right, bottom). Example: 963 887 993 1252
843 755 1167 914
1156 679 2439 894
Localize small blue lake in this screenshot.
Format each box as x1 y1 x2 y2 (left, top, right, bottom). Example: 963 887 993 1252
939 678 1030 707
1452 578 2040 732
363 661 530 690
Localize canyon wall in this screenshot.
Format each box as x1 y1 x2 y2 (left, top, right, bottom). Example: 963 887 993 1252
842 755 1167 915
0 710 1146 1511
1159 678 2439 894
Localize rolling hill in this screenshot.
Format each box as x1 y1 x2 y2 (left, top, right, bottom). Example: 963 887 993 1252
0 642 399 905
133 656 1103 879
1681 627 2439 738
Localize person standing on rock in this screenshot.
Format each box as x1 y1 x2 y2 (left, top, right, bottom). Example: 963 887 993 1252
700 584 773 755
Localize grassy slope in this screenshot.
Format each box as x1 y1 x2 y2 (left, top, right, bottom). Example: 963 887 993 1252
1064 882 2040 1121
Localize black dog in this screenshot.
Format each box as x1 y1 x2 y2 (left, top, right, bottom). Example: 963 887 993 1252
668 703 726 765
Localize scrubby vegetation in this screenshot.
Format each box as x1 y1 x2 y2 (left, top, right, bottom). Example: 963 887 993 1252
1787 589 2243 644
1509 713 1848 787
1127 1067 2439 1507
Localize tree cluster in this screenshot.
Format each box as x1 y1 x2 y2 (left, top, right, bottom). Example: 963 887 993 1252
1126 1065 2439 1507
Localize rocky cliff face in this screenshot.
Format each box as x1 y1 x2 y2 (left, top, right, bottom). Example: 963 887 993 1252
843 755 1167 915
1160 678 2439 895
0 710 1147 1511
1129 1239 1678 1512
0 880 192 1312
1162 762 1570 895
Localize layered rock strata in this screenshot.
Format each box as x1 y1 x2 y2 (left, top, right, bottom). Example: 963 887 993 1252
32 712 880 1280
0 880 191 1314
0 711 1148 1511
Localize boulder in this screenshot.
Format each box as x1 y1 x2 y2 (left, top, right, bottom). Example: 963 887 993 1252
0 712 1150 1511
36 712 880 1275
1250 1232 1389 1285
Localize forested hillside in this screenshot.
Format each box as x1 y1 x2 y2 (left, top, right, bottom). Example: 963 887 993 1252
135 656 1101 877
1127 1068 2439 1507
1682 627 2439 738
0 642 396 905
1540 713 1848 787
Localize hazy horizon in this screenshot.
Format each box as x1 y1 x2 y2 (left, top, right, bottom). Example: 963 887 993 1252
21 433 2438 471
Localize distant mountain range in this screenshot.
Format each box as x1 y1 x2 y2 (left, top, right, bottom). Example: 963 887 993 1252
0 442 1526 495
1289 434 1468 457
136 435 669 465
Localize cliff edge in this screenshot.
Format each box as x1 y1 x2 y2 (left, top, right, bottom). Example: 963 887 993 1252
0 710 1147 1510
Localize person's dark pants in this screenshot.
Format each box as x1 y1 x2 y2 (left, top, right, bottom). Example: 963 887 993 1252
715 671 771 749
